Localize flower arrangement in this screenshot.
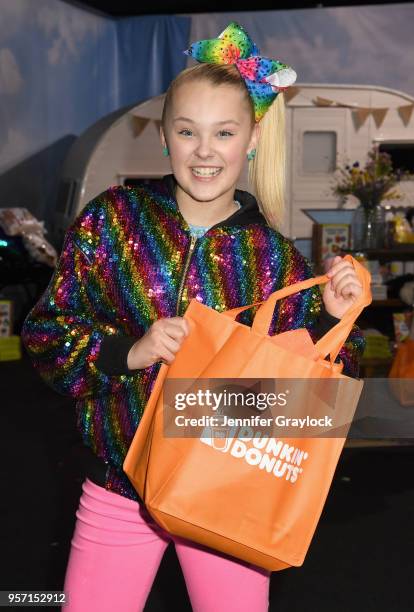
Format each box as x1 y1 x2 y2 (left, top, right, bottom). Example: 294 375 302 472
332 145 408 209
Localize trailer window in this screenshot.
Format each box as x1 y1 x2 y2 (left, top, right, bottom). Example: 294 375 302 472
303 131 337 173
378 142 414 174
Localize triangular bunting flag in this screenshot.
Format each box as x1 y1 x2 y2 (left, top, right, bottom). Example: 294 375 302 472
283 86 300 103
397 103 414 126
371 108 388 128
351 108 371 130
131 116 150 138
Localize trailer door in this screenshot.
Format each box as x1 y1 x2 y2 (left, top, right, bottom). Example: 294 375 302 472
289 106 348 238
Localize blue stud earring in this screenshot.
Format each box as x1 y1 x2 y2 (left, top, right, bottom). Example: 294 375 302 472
247 149 256 161
162 146 169 157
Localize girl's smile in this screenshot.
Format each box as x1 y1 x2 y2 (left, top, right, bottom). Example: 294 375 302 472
190 166 222 179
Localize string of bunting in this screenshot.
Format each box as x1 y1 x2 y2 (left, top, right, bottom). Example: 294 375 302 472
306 93 413 129
130 88 414 135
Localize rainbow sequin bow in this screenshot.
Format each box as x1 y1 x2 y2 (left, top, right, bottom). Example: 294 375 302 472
183 22 297 122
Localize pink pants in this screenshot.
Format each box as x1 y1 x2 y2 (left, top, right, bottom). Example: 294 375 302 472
63 478 270 611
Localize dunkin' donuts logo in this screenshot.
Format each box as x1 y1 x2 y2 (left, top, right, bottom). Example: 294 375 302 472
200 426 309 484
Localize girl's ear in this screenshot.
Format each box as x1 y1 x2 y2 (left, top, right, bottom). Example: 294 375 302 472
160 125 166 148
249 121 260 151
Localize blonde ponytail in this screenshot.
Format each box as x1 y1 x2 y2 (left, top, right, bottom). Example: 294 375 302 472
248 94 286 231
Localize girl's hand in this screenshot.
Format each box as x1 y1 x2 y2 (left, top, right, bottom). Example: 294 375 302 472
127 317 190 370
323 256 363 319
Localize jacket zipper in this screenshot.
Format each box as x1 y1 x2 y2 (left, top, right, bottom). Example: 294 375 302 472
176 234 198 316
174 199 243 316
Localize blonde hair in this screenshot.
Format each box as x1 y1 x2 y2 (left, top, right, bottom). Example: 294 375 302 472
248 94 286 230
162 63 286 230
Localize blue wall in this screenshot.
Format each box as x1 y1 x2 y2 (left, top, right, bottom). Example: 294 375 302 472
117 15 191 106
189 5 414 97
0 0 190 231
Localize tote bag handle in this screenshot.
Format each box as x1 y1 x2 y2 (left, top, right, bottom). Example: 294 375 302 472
222 254 372 365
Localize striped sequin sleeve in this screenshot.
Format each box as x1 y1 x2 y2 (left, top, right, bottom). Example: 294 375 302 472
21 191 138 399
270 236 366 379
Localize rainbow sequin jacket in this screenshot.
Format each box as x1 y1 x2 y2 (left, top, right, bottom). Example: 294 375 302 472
21 174 365 501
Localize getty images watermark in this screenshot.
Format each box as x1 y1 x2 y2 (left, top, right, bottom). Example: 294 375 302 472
162 378 414 440
173 388 333 430
162 378 364 439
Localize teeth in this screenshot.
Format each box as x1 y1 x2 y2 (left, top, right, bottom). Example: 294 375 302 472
192 167 221 177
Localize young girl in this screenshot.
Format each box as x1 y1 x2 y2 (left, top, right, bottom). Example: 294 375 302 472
21 22 365 612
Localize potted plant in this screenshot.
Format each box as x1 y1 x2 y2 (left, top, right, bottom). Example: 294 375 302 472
332 145 408 249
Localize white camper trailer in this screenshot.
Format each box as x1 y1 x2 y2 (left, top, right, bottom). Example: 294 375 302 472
54 83 414 247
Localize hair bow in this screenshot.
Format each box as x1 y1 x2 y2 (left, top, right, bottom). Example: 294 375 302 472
183 22 297 122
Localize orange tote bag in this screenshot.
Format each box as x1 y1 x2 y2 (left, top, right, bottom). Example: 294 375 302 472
123 254 372 571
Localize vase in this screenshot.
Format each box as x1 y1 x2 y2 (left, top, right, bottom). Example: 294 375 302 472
351 203 386 250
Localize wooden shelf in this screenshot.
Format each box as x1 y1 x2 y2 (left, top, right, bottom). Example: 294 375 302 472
371 299 406 307
345 439 414 448
342 247 414 261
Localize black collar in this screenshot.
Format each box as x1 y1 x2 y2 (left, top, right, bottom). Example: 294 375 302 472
161 173 267 229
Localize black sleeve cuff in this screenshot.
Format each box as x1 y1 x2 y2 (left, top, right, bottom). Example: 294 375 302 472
94 335 139 376
312 304 341 342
